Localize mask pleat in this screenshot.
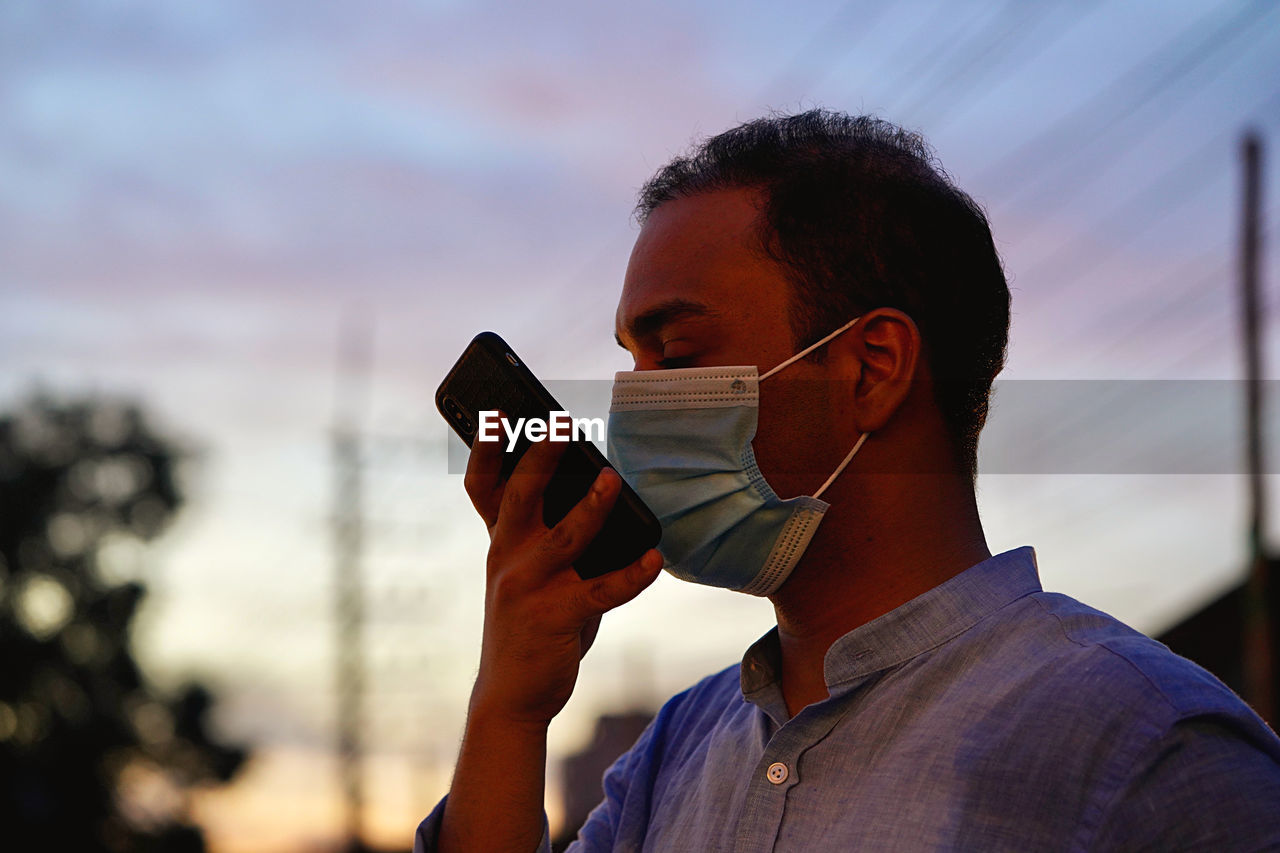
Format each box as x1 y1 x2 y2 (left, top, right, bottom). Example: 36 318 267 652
628 470 759 518
604 332 863 595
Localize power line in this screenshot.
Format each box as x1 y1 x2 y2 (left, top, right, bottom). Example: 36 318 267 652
995 213 1276 554
1083 213 1279 378
917 2 1108 133
991 17 1277 224
1085 256 1232 368
895 1 1067 126
1000 197 1276 474
754 0 897 105
866 0 1016 115
977 0 1278 203
1019 134 1231 293
1011 94 1280 367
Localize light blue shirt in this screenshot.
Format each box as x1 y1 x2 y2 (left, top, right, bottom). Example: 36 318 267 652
415 547 1280 851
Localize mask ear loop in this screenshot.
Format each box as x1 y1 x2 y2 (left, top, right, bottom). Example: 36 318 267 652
759 315 862 381
757 314 868 500
813 431 868 499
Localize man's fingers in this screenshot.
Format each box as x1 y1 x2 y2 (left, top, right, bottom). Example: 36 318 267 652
463 410 507 528
570 549 663 620
499 436 568 527
538 467 621 565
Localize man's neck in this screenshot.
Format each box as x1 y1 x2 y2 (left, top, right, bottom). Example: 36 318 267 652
769 475 991 719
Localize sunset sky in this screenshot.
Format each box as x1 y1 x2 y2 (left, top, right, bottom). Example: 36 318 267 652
5 0 1280 848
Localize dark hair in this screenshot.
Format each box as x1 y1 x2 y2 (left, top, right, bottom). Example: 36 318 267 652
636 109 1010 477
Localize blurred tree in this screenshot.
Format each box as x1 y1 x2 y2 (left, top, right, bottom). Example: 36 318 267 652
0 393 247 852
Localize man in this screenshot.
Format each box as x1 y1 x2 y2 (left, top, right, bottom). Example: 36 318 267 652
417 110 1280 851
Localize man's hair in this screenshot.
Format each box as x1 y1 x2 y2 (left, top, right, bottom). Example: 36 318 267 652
635 109 1010 477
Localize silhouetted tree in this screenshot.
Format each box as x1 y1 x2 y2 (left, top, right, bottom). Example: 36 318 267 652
0 393 247 851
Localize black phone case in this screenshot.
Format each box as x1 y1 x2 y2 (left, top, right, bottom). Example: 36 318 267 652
435 331 662 579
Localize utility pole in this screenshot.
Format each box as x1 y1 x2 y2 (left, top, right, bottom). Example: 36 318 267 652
333 313 372 850
1239 132 1273 724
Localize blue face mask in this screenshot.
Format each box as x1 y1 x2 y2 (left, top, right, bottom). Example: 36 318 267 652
606 317 868 596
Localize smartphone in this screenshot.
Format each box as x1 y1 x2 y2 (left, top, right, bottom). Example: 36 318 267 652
436 331 661 580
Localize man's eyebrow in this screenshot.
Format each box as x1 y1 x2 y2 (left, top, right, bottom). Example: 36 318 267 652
614 299 720 349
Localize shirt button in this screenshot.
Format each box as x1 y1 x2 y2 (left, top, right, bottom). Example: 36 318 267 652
766 762 789 784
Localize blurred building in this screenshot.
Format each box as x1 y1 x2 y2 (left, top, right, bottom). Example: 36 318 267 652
553 710 654 851
1156 563 1280 726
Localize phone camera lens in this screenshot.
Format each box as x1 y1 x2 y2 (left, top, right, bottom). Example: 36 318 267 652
505 352 520 366
443 397 475 435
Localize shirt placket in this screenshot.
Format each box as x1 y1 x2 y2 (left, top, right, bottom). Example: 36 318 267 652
730 692 861 853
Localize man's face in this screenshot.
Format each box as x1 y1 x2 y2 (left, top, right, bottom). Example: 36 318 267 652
614 187 857 498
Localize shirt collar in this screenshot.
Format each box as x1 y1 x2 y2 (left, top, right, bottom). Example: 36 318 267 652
741 546 1043 699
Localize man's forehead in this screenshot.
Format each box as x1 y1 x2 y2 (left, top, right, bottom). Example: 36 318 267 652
614 188 781 342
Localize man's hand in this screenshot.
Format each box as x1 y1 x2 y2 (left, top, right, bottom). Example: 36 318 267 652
465 425 663 725
438 427 662 853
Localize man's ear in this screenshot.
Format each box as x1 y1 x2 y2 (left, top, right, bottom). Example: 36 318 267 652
842 308 921 433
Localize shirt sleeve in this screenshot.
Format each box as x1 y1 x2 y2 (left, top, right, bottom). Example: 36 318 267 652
412 794 552 853
1090 711 1280 851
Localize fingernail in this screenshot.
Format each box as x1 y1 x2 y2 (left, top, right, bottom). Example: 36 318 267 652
592 469 612 495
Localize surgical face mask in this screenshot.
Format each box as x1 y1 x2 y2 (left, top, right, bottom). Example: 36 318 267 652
606 317 869 596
